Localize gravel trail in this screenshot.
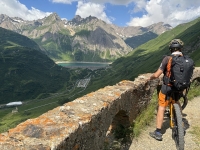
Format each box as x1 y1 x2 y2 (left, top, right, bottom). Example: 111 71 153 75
129 96 200 150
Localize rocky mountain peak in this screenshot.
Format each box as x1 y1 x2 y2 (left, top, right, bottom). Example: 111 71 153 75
85 15 98 22
146 22 172 34
44 13 61 22
69 15 83 25
74 15 82 21
11 17 24 24
0 14 24 24
0 14 10 23
68 15 99 26
39 13 62 27
163 23 172 29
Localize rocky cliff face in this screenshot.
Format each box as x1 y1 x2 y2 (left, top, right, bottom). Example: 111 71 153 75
0 13 171 62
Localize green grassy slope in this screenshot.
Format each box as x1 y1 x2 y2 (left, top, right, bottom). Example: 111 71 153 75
112 17 200 80
0 27 73 103
0 27 41 51
125 31 158 49
34 32 73 61
0 47 72 103
79 17 200 96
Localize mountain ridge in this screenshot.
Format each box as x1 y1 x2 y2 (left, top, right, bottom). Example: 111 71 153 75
0 13 171 62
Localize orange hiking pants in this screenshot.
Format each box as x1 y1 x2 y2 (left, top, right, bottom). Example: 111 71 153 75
159 91 175 107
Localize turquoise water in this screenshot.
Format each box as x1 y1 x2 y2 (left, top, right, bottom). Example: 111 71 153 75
57 62 111 69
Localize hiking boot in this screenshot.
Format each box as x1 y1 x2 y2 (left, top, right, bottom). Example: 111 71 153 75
149 131 163 141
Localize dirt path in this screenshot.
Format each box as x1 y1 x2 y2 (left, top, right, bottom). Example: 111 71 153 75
129 96 200 150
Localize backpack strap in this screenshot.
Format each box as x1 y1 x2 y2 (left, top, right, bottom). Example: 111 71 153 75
164 56 173 100
165 56 173 86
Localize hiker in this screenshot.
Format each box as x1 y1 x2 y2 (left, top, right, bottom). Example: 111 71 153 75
148 39 193 141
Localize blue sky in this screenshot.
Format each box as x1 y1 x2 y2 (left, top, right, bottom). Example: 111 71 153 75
1 0 200 27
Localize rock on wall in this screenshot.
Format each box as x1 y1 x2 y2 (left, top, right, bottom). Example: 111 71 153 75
0 68 199 150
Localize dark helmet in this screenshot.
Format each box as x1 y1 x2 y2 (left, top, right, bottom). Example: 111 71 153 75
169 39 184 49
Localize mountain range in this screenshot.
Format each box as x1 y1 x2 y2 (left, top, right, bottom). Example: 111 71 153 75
0 13 171 62
1 13 200 102
0 14 200 132
0 13 200 104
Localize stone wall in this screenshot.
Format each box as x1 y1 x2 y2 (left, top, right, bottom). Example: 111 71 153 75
0 68 200 150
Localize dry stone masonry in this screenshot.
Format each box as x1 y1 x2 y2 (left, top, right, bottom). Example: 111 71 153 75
0 68 200 150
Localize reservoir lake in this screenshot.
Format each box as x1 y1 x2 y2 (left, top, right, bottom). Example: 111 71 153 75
56 62 111 69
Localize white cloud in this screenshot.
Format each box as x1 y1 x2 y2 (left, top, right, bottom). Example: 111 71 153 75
51 0 200 27
127 0 200 27
51 0 134 5
86 0 133 5
75 1 112 24
0 0 51 20
51 0 77 4
132 0 146 12
1 0 200 27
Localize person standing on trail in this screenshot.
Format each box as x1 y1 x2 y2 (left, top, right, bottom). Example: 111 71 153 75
148 39 187 141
